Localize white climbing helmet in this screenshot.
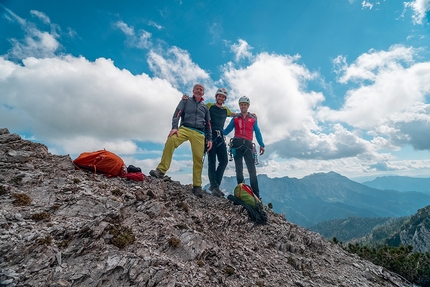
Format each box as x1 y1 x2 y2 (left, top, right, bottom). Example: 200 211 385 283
215 87 228 98
238 96 250 105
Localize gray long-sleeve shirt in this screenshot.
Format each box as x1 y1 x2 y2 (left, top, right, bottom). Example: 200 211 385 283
172 96 212 141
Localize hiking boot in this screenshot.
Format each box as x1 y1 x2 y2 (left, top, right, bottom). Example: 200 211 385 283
192 186 203 198
211 187 225 198
149 169 164 179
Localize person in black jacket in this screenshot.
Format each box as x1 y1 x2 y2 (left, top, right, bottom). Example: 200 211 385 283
205 88 236 197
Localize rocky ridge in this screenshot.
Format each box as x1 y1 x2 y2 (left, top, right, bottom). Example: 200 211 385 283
395 205 430 253
0 128 412 287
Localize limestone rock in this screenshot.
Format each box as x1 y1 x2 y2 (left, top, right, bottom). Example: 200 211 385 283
0 128 412 287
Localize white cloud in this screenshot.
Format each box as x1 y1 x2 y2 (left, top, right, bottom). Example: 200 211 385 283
58 136 139 155
222 48 323 145
361 1 374 10
30 10 50 24
404 0 430 25
316 45 430 172
115 21 134 36
115 21 209 91
4 8 61 59
0 57 16 79
3 7 26 26
136 31 152 49
209 22 223 44
334 45 416 83
325 45 430 131
148 20 163 30
115 21 152 49
147 46 211 90
0 13 215 161
231 39 253 61
247 154 411 181
270 124 374 160
0 55 183 155
377 103 430 150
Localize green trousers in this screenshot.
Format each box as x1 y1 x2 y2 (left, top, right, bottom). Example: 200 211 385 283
157 126 205 186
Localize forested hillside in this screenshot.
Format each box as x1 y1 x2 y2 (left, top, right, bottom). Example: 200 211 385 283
308 217 393 242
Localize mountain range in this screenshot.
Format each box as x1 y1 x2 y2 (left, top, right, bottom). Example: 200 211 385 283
212 172 430 227
362 176 430 194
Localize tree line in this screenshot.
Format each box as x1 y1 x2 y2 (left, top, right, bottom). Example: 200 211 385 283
333 239 430 287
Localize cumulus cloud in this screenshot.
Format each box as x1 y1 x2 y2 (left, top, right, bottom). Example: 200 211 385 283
333 45 417 84
314 44 430 176
323 45 430 132
0 12 216 159
270 124 371 160
223 41 323 145
231 39 253 61
376 103 430 150
404 0 430 25
147 46 211 90
0 55 182 153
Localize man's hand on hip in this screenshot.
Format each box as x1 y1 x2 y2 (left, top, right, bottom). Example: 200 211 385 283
168 129 178 138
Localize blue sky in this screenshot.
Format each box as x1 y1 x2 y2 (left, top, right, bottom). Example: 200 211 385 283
2 0 430 185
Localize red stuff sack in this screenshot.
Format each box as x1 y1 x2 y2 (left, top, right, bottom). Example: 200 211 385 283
125 172 146 181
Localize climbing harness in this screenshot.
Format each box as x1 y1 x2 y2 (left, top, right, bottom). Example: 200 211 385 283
228 138 259 165
204 130 226 163
228 138 234 161
252 143 259 165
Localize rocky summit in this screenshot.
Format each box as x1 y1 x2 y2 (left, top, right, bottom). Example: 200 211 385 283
0 128 412 287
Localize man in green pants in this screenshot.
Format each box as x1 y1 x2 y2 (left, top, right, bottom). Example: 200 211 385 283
150 84 213 198
182 88 235 197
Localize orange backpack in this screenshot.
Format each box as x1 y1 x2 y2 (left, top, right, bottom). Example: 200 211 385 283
73 149 126 178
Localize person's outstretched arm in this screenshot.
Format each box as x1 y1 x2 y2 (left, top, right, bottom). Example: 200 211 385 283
253 120 265 155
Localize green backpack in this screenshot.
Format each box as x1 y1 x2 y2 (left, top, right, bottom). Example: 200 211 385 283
233 183 261 208
229 183 267 224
